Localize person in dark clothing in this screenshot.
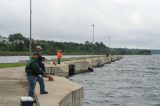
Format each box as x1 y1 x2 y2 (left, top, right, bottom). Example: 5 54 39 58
25 52 53 97
34 46 46 72
37 56 46 72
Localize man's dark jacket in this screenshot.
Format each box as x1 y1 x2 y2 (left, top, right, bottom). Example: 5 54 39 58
25 58 44 76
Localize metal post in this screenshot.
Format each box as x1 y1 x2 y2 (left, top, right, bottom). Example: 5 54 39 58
109 36 110 55
92 24 94 68
29 0 32 59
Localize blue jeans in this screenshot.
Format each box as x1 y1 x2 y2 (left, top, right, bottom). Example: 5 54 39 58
27 76 45 96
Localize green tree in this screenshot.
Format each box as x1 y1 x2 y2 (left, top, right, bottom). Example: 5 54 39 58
8 33 24 42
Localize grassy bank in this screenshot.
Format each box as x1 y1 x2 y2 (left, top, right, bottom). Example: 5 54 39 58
0 63 26 69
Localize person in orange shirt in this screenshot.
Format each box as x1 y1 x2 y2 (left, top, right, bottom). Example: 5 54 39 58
57 50 62 64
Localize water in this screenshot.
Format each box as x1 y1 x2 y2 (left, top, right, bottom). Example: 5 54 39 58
0 55 91 63
70 55 160 106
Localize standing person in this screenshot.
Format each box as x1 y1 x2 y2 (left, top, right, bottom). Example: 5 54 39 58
34 46 46 72
25 51 53 97
56 50 62 64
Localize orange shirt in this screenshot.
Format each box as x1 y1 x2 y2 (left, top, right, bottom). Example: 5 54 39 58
57 51 62 58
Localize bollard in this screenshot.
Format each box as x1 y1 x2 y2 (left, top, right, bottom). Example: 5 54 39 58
20 97 33 106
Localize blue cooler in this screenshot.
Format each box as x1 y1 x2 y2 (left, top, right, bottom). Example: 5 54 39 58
20 97 33 106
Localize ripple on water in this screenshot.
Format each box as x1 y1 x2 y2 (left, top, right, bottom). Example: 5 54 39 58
71 55 160 106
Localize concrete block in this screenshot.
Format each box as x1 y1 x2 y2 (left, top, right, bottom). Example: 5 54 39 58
65 60 90 74
59 93 72 106
72 87 84 106
98 58 105 66
74 60 90 73
86 58 101 67
45 64 69 78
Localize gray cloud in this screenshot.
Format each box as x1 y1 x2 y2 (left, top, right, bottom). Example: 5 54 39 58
0 0 160 49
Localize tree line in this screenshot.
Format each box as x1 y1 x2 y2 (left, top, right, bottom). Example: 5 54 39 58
111 48 151 55
0 33 152 56
0 33 109 55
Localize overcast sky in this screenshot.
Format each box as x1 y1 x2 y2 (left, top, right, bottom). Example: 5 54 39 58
0 0 160 49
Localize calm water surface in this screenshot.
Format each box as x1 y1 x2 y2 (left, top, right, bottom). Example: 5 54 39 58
70 55 160 106
0 55 91 63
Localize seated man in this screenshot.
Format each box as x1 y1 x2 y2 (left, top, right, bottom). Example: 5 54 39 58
25 51 53 97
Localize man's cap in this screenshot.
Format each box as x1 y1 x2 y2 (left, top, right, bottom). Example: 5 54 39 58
36 46 42 49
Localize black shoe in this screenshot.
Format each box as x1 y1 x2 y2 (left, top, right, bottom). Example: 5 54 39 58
40 91 48 94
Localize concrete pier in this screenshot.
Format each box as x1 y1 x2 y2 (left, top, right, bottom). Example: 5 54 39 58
39 55 122 106
0 67 28 106
45 55 123 78
35 77 83 106
0 67 83 106
0 55 122 106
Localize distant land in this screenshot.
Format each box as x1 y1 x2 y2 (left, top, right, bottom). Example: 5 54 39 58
151 50 160 54
0 33 157 56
